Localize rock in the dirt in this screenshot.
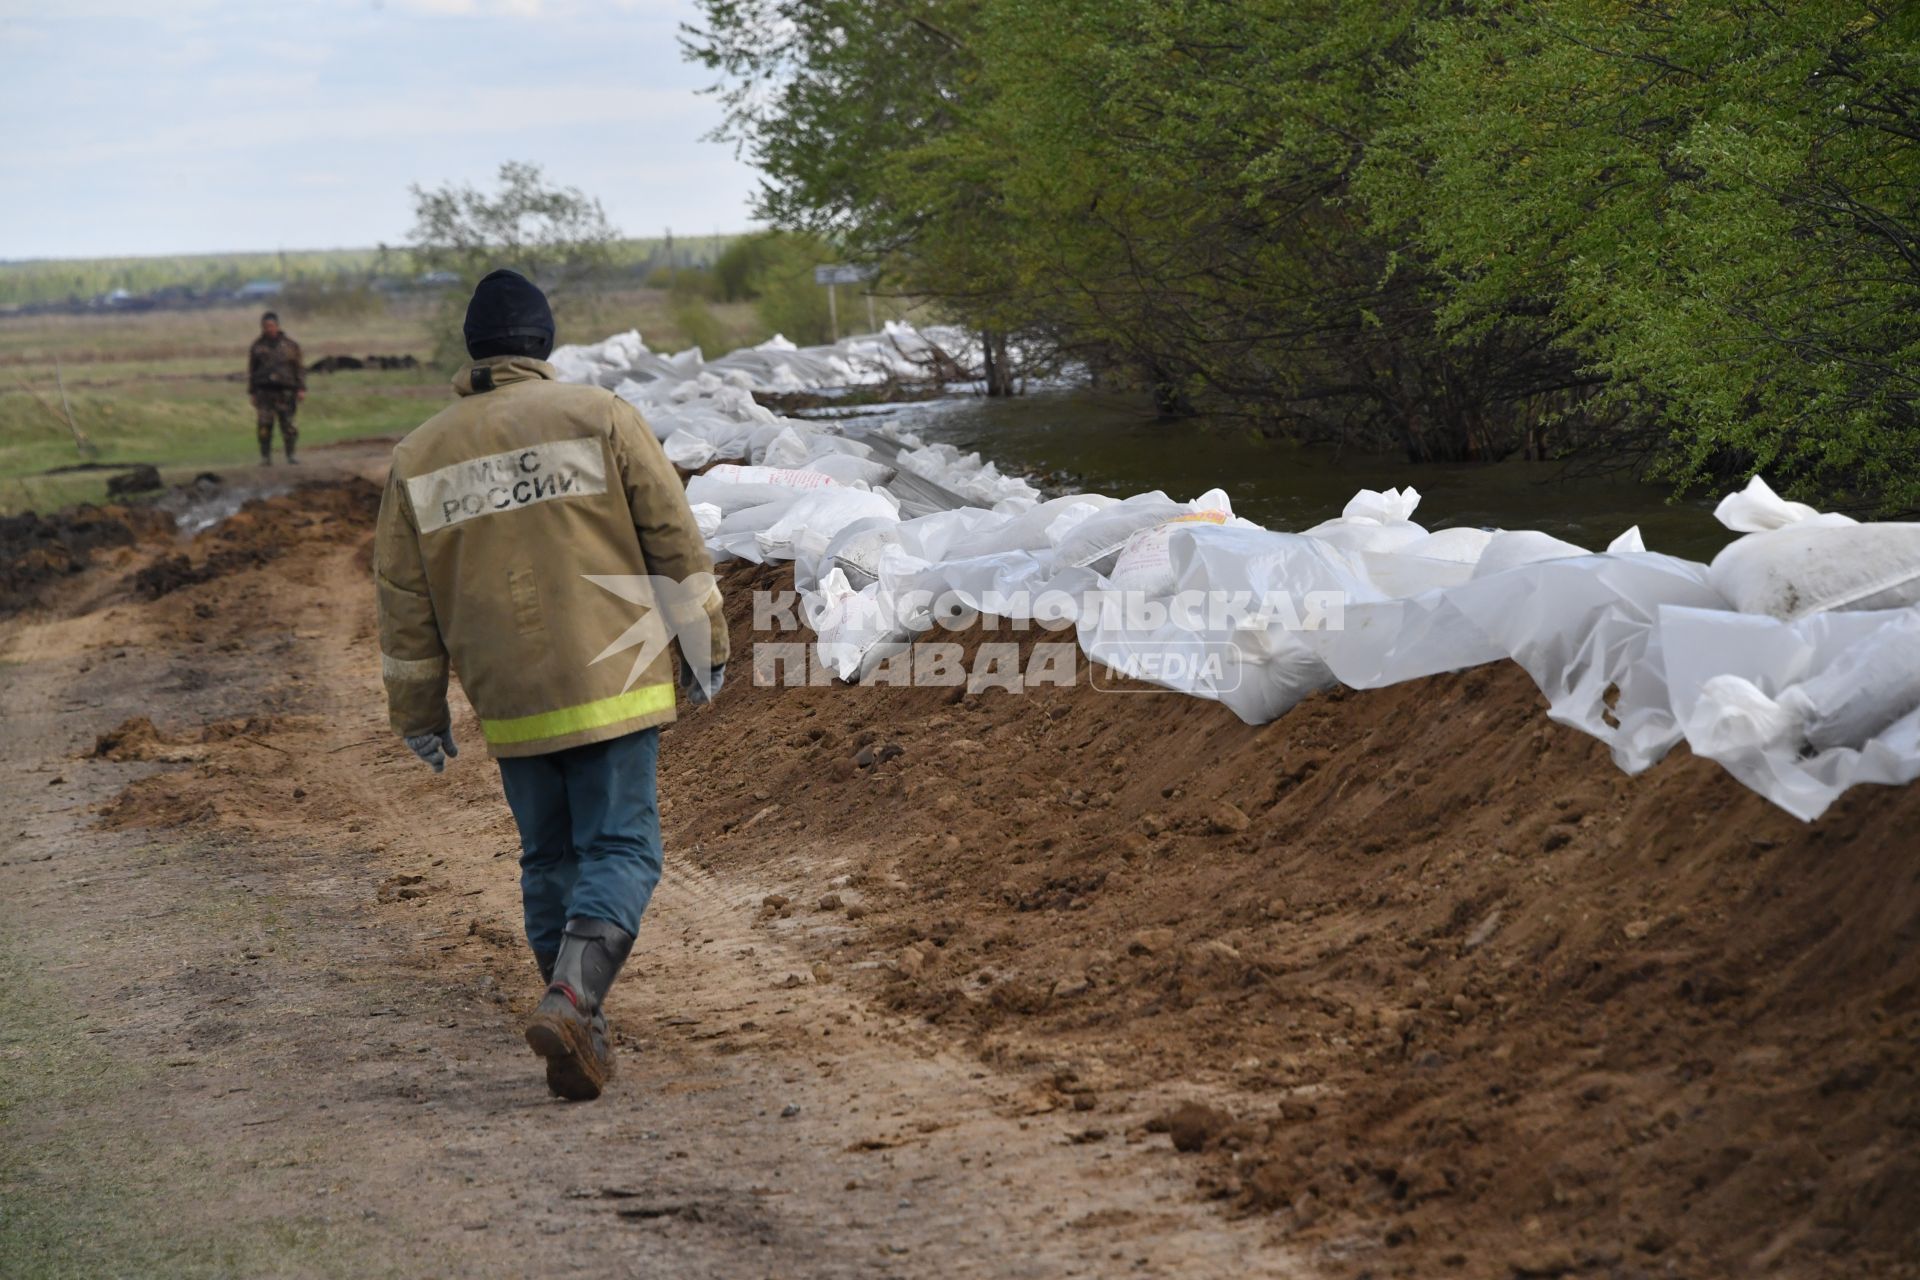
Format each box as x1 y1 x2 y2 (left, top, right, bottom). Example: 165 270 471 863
853 745 877 768
818 892 843 911
106 465 163 498
1126 927 1176 957
1185 938 1245 981
1462 907 1503 952
1207 801 1252 834
892 946 926 977
1162 1102 1235 1153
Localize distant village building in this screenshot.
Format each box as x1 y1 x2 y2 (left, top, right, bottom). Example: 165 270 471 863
236 280 284 300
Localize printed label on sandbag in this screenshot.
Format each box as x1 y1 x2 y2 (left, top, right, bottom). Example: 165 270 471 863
408 437 608 534
1111 511 1230 596
704 464 840 490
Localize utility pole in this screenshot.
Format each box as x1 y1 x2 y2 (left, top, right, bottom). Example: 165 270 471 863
53 359 91 456
815 264 870 344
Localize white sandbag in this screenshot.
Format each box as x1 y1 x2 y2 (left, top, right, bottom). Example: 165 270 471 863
806 435 878 461
1451 552 1726 772
759 425 822 470
662 429 718 471
1713 474 1853 533
1686 609 1920 756
1351 547 1480 598
1667 606 1920 820
1707 476 1920 620
796 515 898 592
1402 526 1494 564
940 494 1115 560
803 452 897 488
1303 487 1428 553
896 443 1044 507
1710 523 1920 620
691 502 722 541
1049 492 1191 572
1080 524 1343 723
1470 529 1594 578
688 464 842 510
1608 526 1647 554
709 493 799 562
809 570 912 681
756 487 901 563
1109 508 1234 598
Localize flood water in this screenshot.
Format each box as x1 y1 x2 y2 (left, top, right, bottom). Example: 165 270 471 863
868 388 1735 562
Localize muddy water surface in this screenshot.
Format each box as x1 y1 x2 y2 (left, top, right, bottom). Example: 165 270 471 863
871 389 1734 561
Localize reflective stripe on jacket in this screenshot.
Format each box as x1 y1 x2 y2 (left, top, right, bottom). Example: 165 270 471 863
374 355 727 757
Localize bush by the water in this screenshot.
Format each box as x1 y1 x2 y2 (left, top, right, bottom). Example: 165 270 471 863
686 1 1920 511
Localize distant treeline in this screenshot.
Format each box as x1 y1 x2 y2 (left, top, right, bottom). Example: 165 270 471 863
0 237 742 311
687 1 1919 510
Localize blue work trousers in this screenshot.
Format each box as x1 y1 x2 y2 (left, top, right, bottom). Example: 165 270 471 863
496 728 663 964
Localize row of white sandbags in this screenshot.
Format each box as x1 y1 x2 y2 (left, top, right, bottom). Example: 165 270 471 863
550 321 983 395
556 332 1920 819
798 478 1920 821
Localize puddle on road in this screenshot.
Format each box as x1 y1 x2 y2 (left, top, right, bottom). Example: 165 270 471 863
156 472 290 537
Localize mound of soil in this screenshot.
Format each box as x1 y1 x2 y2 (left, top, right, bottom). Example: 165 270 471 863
0 502 172 613
123 478 380 600
61 475 1916 1277
660 560 1920 1279
308 353 419 374
89 713 284 763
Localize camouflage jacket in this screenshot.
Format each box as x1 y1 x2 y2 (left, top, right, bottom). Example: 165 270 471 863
248 333 305 392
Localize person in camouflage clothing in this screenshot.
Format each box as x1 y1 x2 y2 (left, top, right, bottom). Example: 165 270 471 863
248 312 306 465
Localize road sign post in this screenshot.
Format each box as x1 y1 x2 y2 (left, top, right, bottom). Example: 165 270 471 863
814 265 874 341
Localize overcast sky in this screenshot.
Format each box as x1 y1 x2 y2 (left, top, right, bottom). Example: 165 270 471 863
0 0 763 260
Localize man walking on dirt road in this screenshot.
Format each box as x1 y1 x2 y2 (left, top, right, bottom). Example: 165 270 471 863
247 311 305 466
373 269 728 1102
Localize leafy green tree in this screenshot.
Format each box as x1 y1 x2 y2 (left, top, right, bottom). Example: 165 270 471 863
408 161 619 367
685 1 1028 387
1363 1 1920 509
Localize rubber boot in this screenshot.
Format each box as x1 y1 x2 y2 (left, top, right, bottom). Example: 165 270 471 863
531 947 611 1096
525 918 632 1101
286 447 299 466
259 451 272 467
533 940 599 1105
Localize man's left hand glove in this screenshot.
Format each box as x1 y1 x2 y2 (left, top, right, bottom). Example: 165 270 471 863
682 657 725 707
404 727 458 772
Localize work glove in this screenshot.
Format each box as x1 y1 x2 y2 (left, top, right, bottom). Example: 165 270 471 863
681 656 725 707
404 727 458 773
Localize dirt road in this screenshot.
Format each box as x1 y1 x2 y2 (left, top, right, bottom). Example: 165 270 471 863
7 445 1917 1279
0 446 1302 1278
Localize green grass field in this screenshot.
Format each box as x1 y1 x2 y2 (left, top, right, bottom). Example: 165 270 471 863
0 290 765 513
0 238 741 309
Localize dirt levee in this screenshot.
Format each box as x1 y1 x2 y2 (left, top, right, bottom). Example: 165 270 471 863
658 560 1920 1278
0 501 172 612
49 486 1919 1279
